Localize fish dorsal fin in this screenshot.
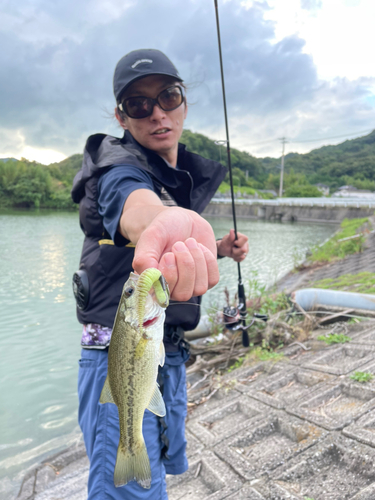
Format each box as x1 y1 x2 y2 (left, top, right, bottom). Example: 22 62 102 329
159 341 165 367
147 384 166 417
99 376 115 405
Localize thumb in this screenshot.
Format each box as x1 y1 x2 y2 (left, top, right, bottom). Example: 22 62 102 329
132 226 164 274
229 228 236 242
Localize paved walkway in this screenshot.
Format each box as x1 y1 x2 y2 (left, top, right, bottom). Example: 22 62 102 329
17 320 375 500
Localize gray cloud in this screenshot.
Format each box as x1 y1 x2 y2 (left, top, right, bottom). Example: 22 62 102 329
0 0 374 160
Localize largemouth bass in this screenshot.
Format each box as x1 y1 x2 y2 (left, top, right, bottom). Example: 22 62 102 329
99 268 169 489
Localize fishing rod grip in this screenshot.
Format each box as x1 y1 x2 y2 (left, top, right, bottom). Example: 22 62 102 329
238 282 249 347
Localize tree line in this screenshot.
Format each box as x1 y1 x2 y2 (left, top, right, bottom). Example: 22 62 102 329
1 129 375 208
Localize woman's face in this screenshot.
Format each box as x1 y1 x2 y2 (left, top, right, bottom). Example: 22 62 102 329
115 74 187 167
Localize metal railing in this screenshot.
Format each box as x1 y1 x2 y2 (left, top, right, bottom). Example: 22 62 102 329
211 197 375 209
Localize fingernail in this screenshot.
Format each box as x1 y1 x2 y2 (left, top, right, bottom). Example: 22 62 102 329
173 242 186 252
164 253 175 267
185 238 198 250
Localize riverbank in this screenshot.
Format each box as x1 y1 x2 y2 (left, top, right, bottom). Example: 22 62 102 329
276 216 375 294
16 317 375 500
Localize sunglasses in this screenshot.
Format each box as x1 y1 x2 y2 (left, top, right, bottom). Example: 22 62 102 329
118 85 185 119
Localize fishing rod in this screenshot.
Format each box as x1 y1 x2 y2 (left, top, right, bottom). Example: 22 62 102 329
213 0 252 347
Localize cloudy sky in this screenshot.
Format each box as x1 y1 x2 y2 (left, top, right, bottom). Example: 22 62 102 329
1 0 374 163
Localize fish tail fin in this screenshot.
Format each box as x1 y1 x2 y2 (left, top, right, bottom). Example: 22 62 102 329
114 441 151 489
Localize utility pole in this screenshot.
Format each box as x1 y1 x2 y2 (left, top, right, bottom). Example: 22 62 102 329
278 137 287 198
214 140 227 164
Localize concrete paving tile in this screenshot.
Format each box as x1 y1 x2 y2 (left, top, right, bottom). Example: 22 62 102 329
350 326 375 346
250 478 302 499
215 411 326 481
246 368 335 410
280 343 319 366
287 381 375 430
351 482 375 500
302 344 375 375
224 482 271 499
186 429 205 458
166 451 243 500
187 395 268 446
270 434 375 500
187 387 241 419
34 465 89 500
232 361 295 395
343 407 375 447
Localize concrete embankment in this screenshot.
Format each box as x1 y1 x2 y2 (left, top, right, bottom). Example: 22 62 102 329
277 217 375 294
203 200 374 223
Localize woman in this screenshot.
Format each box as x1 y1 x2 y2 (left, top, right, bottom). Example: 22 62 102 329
72 48 249 499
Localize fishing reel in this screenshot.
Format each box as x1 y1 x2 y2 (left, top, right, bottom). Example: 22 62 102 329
223 281 268 347
223 305 268 331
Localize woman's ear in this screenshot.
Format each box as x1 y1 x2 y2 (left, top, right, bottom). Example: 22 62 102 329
115 107 127 130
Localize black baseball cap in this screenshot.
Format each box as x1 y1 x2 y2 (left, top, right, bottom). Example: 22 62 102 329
113 49 183 103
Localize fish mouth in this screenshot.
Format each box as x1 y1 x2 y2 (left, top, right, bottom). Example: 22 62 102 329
143 316 159 328
142 299 164 329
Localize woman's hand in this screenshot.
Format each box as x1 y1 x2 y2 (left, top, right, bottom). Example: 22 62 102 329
121 191 219 301
217 229 249 262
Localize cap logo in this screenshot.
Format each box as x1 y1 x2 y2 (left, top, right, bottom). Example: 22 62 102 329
131 59 153 69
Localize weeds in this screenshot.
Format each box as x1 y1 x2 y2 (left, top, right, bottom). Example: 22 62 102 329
350 371 374 383
313 272 375 295
317 333 352 345
227 357 245 373
310 217 369 263
248 346 284 363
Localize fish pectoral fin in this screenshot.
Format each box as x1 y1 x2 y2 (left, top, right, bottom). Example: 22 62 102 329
159 341 165 367
147 384 166 417
114 440 151 489
99 376 115 405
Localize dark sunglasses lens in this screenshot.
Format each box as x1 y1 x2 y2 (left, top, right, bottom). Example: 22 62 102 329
159 87 183 110
123 97 153 118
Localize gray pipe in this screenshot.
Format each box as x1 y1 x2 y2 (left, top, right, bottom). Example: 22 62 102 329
294 288 375 312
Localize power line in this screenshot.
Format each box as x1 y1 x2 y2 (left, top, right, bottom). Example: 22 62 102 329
291 128 374 144
247 128 373 147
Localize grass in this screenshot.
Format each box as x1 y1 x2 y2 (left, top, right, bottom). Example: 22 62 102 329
350 371 374 383
217 182 274 199
309 217 369 263
313 272 375 294
227 357 245 373
248 346 284 362
317 333 352 344
227 347 284 373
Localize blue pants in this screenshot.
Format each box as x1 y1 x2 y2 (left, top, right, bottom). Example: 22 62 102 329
78 348 188 499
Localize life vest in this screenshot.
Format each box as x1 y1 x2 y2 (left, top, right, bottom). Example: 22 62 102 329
71 130 227 330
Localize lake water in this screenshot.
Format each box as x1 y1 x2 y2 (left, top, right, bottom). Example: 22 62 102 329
0 209 335 498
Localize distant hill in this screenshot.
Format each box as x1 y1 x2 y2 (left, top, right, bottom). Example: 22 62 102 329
0 157 17 163
1 129 375 208
260 130 375 192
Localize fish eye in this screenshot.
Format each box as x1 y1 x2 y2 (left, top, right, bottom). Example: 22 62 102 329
124 286 134 298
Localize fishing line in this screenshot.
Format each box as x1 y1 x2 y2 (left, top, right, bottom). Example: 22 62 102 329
213 0 249 346
167 302 264 328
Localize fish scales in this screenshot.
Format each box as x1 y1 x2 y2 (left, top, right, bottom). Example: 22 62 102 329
100 269 169 489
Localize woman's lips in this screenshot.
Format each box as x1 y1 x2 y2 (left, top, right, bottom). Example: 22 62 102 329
151 128 171 137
